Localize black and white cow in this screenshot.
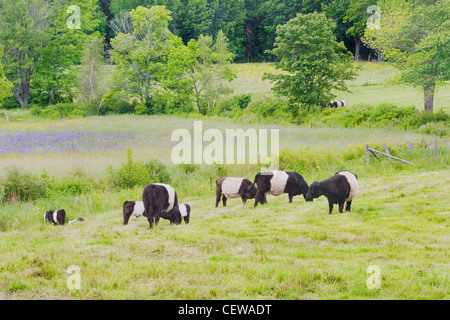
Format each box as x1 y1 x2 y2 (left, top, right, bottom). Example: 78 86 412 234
305 170 358 214
122 200 146 225
328 100 346 108
215 177 257 207
253 171 310 207
44 209 84 225
142 183 181 229
162 203 191 225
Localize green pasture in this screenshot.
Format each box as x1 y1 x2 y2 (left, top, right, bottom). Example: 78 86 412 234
0 61 449 300
230 62 450 113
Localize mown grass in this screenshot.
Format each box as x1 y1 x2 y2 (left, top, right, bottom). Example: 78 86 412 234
0 114 449 299
0 165 448 299
0 60 449 300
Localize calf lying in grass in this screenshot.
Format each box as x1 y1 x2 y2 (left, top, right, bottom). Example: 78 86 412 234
44 209 84 225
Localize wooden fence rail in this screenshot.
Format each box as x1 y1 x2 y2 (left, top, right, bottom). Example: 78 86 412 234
365 138 449 165
365 144 414 165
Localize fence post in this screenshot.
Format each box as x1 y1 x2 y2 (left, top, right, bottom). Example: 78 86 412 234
434 138 438 158
366 144 370 165
425 139 432 153
383 143 391 161
445 138 449 149
407 141 414 152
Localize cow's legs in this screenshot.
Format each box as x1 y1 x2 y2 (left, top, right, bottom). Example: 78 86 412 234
123 210 132 225
288 193 293 203
328 200 334 214
154 210 161 225
338 201 345 213
222 195 227 207
345 200 352 212
216 193 222 207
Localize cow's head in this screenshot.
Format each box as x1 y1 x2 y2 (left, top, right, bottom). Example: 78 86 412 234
245 184 257 199
305 182 320 201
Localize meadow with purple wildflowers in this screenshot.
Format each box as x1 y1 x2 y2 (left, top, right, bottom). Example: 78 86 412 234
0 130 139 154
0 114 448 300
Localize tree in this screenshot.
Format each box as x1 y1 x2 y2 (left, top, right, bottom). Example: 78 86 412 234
167 31 235 114
76 37 112 113
0 45 13 107
110 5 175 103
363 0 450 112
205 30 235 111
263 12 357 111
0 0 103 107
343 0 377 61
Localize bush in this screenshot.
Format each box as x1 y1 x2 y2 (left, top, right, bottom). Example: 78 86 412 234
107 150 172 190
107 150 148 190
48 168 99 196
31 103 89 119
419 122 449 137
303 103 450 130
178 163 199 174
145 159 171 184
1 168 47 203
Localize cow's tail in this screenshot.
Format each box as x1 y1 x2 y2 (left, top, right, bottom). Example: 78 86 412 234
252 173 261 188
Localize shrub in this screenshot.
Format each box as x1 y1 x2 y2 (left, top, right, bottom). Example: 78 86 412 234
303 103 449 130
107 149 148 190
1 168 47 203
31 103 89 119
107 150 172 190
145 159 171 184
48 168 99 196
178 163 198 174
419 122 449 137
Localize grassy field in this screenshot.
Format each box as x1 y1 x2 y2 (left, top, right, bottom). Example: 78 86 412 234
230 62 450 113
0 62 449 300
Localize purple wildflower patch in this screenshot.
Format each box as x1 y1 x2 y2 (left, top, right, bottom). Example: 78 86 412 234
0 131 140 154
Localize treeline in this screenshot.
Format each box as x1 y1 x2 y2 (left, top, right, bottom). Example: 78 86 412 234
0 0 379 111
101 0 378 62
0 0 447 114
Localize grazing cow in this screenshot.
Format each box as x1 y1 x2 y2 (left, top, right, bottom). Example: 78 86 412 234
161 203 191 225
44 209 84 225
142 183 180 229
253 171 310 207
305 170 358 214
216 177 257 207
328 100 346 108
122 201 146 225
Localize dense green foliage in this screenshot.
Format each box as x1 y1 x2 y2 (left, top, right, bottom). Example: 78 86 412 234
264 12 357 110
0 0 448 113
364 0 450 112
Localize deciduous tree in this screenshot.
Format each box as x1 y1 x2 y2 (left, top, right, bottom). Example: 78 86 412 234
263 12 357 112
363 0 449 112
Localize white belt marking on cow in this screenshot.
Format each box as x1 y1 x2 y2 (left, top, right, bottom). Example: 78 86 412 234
53 211 58 223
337 171 358 201
222 177 244 198
133 201 145 216
268 171 289 196
154 183 176 212
179 204 188 217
